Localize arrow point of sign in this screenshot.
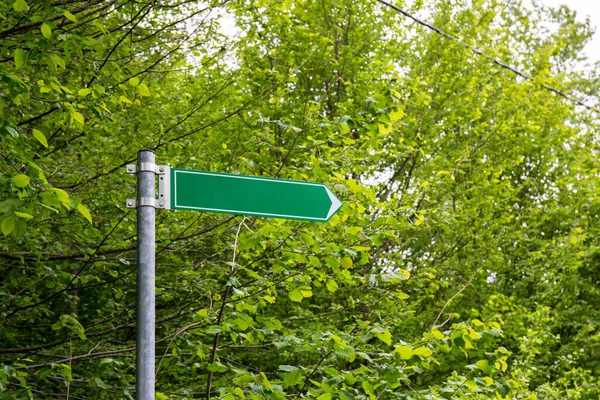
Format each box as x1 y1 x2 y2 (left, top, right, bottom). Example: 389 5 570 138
325 186 342 220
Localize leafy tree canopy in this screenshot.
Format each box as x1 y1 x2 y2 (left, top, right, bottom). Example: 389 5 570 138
1 0 599 398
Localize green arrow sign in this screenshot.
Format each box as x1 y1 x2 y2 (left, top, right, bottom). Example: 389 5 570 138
161 168 342 222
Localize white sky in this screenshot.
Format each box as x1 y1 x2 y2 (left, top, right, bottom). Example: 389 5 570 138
540 0 600 62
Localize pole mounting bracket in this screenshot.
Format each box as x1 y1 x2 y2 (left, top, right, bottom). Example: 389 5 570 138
125 164 170 210
126 164 167 175
126 197 166 209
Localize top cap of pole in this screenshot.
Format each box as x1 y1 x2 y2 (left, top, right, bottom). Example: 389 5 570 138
138 149 155 155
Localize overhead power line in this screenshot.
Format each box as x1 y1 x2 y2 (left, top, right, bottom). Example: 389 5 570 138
377 0 599 114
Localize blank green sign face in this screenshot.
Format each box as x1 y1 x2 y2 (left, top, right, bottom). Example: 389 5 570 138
171 169 342 222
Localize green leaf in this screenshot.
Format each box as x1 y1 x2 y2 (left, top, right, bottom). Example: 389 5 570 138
340 256 352 269
431 329 445 339
205 326 221 334
393 345 413 360
1 217 15 236
32 129 48 148
414 212 425 226
373 329 392 345
308 255 320 267
413 347 433 358
257 372 272 389
12 174 30 188
77 203 92 224
52 319 63 331
13 219 26 237
70 110 85 125
14 48 25 69
207 362 228 372
41 191 61 209
300 232 315 245
378 123 391 135
389 108 404 121
282 370 302 387
346 226 362 235
362 380 375 396
63 11 77 22
93 20 109 34
49 187 70 209
382 366 401 385
78 88 92 97
497 383 510 396
14 211 33 219
325 257 339 269
89 376 109 389
61 364 73 382
156 393 168 400
278 365 298 372
136 83 150 96
45 54 57 71
231 314 254 330
288 289 303 302
53 54 66 69
4 73 25 88
339 122 350 134
128 77 140 86
476 359 493 375
40 203 60 213
467 327 481 340
330 333 346 346
50 82 62 93
0 199 23 213
263 294 276 303
371 233 386 246
41 22 52 39
5 126 18 138
495 357 508 371
13 0 29 12
119 95 133 104
326 279 338 293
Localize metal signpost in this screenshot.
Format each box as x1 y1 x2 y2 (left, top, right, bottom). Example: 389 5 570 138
126 150 342 399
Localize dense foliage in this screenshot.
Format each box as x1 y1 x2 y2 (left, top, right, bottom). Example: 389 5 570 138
1 0 599 398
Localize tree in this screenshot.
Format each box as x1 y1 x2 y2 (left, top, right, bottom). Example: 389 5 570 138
1 0 598 398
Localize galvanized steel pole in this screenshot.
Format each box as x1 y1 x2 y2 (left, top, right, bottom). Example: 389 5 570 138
136 150 155 400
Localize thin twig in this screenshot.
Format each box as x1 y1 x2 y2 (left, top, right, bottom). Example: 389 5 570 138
449 379 468 398
296 350 333 397
66 339 72 400
432 270 478 329
375 384 388 399
205 217 246 400
400 378 423 399
155 303 212 378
